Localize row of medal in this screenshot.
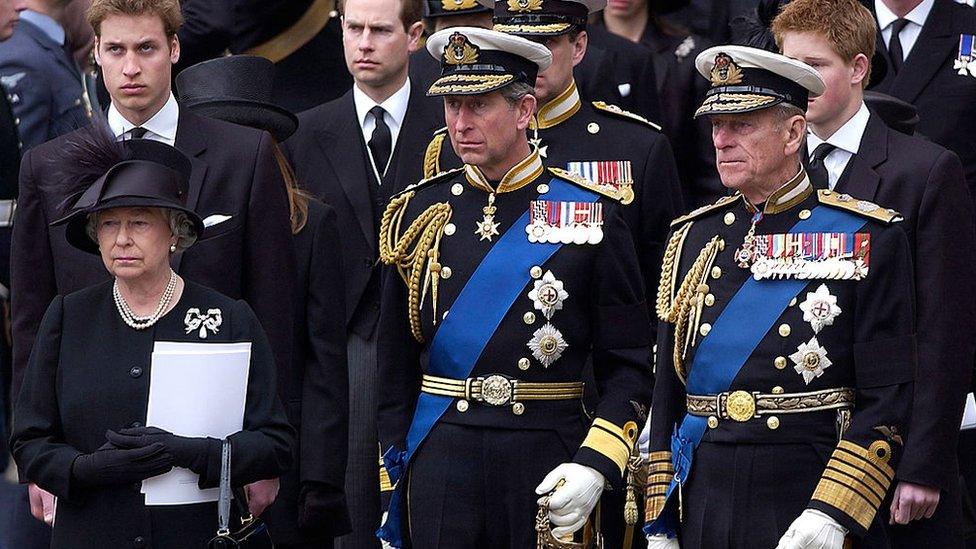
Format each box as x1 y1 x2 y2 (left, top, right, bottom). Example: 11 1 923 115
526 200 604 245
747 232 871 281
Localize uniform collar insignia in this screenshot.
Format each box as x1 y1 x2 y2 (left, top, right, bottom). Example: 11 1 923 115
444 32 480 65
464 147 544 194
532 81 582 129
709 52 744 87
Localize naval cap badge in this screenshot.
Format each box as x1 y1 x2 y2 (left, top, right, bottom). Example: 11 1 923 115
444 32 480 65
709 52 744 86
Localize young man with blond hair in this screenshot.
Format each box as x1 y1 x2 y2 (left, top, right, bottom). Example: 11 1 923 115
775 1 976 546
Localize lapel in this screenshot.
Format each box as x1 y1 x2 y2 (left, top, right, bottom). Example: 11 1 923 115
317 91 377 250
172 110 209 273
889 0 959 102
834 114 887 200
20 20 78 77
388 81 442 193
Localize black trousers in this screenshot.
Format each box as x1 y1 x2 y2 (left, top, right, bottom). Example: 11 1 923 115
406 422 571 548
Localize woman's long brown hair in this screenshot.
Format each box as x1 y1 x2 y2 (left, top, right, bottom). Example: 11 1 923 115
271 139 313 235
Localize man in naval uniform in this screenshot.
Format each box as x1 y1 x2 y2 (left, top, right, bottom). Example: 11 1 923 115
376 26 652 548
644 46 916 549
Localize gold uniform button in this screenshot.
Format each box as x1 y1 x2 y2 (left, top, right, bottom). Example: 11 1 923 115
778 324 791 337
456 399 469 412
774 356 787 370
512 402 525 415
772 386 784 394
723 212 735 225
530 266 543 278
707 416 719 429
537 183 550 194
798 209 812 220
518 357 531 370
699 323 711 336
523 312 536 324
441 266 452 279
711 266 722 279
451 183 464 196
704 294 715 307
587 122 600 134
444 223 456 236
766 416 780 430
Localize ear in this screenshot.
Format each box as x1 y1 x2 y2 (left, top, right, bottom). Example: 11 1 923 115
406 20 425 53
93 36 101 66
572 31 588 67
169 35 181 65
515 94 537 130
783 114 807 156
850 53 869 87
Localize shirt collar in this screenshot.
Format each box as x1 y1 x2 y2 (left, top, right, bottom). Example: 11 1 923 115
464 147 544 194
531 80 582 130
875 0 934 30
352 79 412 130
20 10 65 46
107 92 180 142
807 102 870 156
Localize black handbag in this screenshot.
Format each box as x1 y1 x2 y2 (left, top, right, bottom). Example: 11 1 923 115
207 440 274 548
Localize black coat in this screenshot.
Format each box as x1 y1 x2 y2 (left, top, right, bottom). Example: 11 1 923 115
868 0 976 194
283 84 443 334
0 88 19 199
10 110 296 403
578 26 662 122
10 281 293 549
263 199 352 544
836 113 976 544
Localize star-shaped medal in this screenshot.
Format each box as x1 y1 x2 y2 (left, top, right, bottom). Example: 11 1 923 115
798 283 841 333
475 215 500 241
527 322 569 368
528 270 569 319
789 336 832 385
529 136 548 158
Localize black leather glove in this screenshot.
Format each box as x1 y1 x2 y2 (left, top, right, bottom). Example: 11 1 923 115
106 427 215 475
71 442 174 487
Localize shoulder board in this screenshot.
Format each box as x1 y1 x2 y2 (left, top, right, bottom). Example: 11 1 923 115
592 101 662 131
669 194 740 227
817 190 903 224
547 167 624 203
423 129 449 179
392 167 464 199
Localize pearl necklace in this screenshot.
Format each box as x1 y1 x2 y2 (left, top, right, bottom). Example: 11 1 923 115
113 270 178 330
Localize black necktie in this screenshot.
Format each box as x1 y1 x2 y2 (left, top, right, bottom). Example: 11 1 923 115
888 18 910 74
807 142 837 190
128 127 148 139
368 106 391 180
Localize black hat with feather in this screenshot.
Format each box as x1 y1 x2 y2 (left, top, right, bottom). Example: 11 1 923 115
50 122 203 254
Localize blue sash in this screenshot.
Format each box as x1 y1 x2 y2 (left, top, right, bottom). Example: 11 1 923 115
645 205 867 537
378 177 599 546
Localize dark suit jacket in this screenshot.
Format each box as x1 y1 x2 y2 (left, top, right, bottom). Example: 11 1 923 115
264 199 351 543
10 110 296 402
836 113 976 496
0 87 19 199
868 0 976 194
578 27 661 122
283 82 443 334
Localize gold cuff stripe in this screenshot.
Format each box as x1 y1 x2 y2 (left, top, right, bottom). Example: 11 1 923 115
812 477 878 530
581 426 631 476
825 461 887 501
647 473 674 484
646 495 667 523
648 464 674 475
822 468 883 508
837 440 895 481
379 467 393 492
648 451 672 463
833 450 892 490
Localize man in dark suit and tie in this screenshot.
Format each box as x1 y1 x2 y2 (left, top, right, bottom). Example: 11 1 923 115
10 0 296 536
865 0 976 195
776 1 976 547
282 0 442 546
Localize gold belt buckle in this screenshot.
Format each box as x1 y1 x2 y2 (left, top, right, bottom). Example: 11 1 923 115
479 375 514 406
725 390 756 422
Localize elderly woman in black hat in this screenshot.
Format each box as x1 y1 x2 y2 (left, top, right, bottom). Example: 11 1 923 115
176 55 351 549
9 131 294 549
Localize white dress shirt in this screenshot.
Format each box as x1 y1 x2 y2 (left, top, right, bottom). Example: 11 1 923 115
807 102 871 190
107 92 179 146
353 79 411 181
875 0 935 62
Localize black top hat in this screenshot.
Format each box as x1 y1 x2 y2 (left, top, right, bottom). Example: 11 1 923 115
426 0 492 18
52 139 204 255
175 55 298 142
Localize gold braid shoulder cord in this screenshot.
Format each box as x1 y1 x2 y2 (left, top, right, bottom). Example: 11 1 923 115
654 221 725 383
379 191 453 342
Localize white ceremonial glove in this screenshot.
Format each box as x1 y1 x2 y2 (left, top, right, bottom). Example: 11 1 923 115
380 512 395 549
535 463 606 537
775 509 848 549
646 534 680 549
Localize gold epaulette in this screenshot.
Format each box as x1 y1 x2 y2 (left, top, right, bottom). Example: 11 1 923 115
592 101 662 131
812 439 895 531
423 127 449 179
548 167 631 204
645 451 674 523
669 194 740 228
817 190 903 224
392 167 464 200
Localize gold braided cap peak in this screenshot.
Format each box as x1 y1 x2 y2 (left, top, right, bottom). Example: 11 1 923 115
591 101 662 131
547 167 626 203
817 189 903 224
670 193 741 227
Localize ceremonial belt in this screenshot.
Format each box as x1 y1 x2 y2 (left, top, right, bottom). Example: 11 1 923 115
686 387 854 422
378 177 599 547
645 205 868 538
244 0 335 63
421 374 584 406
